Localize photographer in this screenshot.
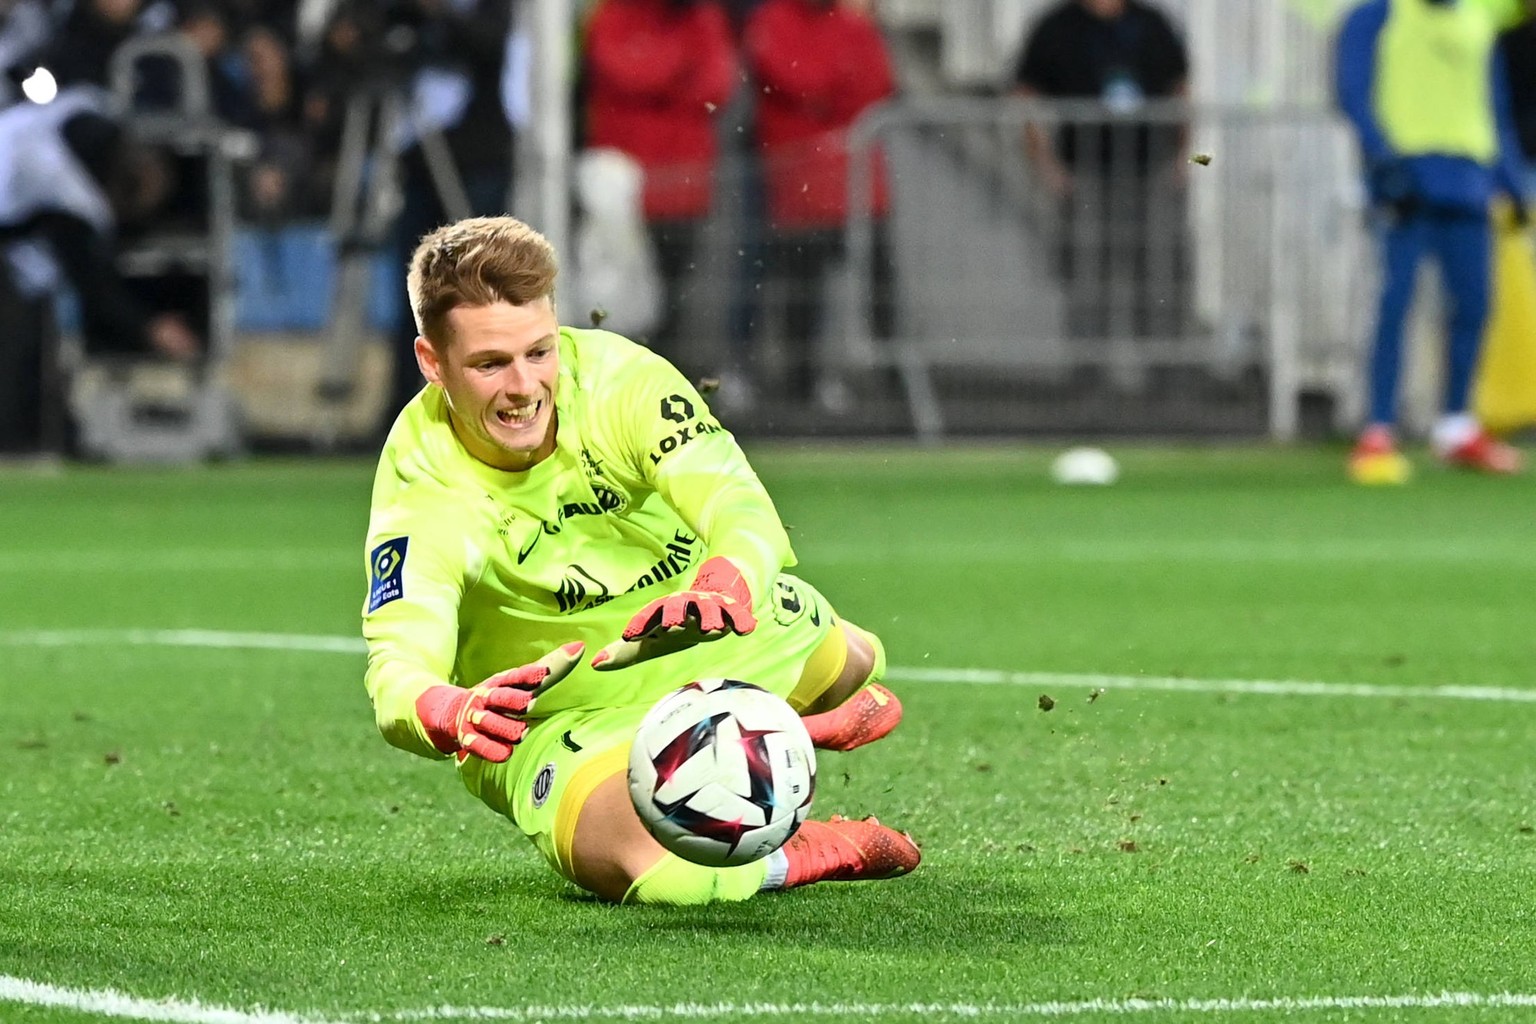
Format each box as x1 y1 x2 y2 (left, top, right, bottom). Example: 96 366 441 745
308 0 525 433
0 87 198 455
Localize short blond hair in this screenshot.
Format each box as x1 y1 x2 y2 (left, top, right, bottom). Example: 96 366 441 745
406 216 559 346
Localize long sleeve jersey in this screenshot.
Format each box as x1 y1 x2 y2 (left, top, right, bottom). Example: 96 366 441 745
361 326 795 759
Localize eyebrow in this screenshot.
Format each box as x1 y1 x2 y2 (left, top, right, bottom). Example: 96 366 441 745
461 334 558 362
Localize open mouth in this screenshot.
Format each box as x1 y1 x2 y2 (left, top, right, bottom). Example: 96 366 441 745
496 401 542 427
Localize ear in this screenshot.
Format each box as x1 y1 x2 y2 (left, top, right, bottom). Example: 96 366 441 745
414 336 443 386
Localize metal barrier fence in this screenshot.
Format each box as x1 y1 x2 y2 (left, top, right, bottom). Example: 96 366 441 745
840 98 1371 441
210 97 1378 447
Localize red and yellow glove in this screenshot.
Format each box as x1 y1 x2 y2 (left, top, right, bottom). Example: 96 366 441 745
591 556 756 671
414 641 584 762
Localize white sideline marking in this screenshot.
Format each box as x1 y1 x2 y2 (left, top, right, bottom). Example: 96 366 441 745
810 538 1536 566
4 536 1530 575
387 992 1536 1020
0 974 341 1024
0 628 365 654
4 977 1536 1024
0 550 353 573
882 666 1536 704
2 628 1534 705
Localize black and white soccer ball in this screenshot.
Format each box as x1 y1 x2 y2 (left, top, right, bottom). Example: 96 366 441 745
627 678 816 867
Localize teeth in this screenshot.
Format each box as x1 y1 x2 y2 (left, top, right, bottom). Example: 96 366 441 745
499 403 538 425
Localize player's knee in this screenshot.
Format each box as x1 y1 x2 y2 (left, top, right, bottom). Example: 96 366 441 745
807 623 878 713
566 771 669 902
843 621 887 684
564 771 764 906
570 843 663 903
838 631 876 691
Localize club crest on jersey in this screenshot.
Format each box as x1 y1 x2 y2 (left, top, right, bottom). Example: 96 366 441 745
532 762 557 807
581 447 629 514
367 537 408 612
591 481 627 514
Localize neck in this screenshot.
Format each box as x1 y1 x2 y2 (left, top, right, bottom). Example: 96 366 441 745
451 411 557 472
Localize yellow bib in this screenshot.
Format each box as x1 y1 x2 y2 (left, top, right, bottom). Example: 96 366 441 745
1375 0 1501 161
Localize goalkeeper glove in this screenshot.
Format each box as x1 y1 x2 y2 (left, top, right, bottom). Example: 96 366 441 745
591 556 756 671
414 641 584 762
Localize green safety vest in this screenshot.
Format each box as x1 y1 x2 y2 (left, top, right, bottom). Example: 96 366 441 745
1374 0 1522 161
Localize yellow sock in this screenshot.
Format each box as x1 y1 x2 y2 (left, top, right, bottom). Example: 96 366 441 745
622 853 769 906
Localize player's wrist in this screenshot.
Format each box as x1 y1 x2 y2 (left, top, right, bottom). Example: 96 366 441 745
691 555 751 605
415 685 469 754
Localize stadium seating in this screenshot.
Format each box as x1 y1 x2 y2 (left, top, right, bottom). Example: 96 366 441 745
58 224 402 336
232 225 402 334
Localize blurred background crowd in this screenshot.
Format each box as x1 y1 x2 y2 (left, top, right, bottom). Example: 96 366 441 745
4 0 1536 463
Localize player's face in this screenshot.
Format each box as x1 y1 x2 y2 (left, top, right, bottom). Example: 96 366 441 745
416 298 561 470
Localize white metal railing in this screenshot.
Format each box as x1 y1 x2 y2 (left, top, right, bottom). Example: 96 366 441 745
937 0 1347 105
843 97 1370 440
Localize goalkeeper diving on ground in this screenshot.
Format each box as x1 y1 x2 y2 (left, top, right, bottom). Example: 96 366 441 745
360 215 919 905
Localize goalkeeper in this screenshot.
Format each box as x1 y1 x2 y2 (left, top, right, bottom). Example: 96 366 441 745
361 215 919 905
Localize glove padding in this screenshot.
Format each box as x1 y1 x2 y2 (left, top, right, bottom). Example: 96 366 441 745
591 556 756 671
415 641 584 762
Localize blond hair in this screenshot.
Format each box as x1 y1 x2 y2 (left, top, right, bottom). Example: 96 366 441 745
406 216 560 346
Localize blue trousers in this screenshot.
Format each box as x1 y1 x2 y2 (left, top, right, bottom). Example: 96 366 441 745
1368 210 1491 426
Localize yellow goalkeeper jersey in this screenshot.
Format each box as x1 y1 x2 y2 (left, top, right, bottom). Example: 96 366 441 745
362 327 795 759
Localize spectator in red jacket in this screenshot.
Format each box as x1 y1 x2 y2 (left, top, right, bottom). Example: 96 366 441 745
583 0 738 361
744 0 897 409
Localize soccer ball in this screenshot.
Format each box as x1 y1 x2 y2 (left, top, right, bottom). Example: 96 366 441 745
627 678 816 867
1050 446 1120 486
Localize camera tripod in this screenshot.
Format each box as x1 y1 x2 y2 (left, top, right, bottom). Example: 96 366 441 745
315 78 472 439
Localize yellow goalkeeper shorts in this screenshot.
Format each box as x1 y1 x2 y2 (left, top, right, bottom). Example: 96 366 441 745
463 573 860 880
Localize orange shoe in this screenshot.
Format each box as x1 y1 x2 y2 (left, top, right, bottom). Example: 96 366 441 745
782 815 920 888
1348 426 1411 485
800 683 903 752
1440 431 1523 474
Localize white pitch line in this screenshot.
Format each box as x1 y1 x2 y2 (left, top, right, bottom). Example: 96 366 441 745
5 977 1536 1024
0 550 354 573
0 975 343 1024
806 538 1536 567
4 536 1531 575
2 628 1534 705
0 628 366 654
387 992 1536 1020
882 666 1536 704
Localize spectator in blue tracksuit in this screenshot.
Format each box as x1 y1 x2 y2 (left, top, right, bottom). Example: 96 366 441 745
1335 0 1532 482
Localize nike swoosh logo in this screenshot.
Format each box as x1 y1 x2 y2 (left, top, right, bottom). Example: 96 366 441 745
560 730 582 752
518 521 560 564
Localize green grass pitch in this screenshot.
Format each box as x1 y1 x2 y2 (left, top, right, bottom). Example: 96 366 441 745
2 444 1535 1023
